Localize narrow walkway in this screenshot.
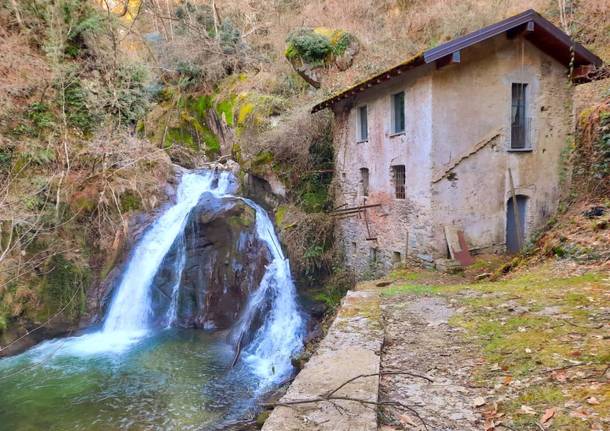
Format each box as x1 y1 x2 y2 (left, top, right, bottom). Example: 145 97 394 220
379 294 484 430
262 283 383 431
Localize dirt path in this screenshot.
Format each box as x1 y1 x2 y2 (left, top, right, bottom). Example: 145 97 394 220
378 294 485 431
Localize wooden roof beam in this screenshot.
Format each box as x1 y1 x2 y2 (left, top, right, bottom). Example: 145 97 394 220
436 50 461 69
507 21 535 39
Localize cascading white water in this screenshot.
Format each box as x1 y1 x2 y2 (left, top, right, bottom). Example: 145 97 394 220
103 171 233 335
165 234 186 328
25 171 235 356
18 169 304 385
0 169 306 430
233 198 305 385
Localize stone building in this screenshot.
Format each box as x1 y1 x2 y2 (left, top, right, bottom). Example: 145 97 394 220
311 10 603 276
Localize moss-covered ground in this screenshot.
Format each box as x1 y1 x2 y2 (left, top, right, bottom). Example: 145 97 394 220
382 260 609 430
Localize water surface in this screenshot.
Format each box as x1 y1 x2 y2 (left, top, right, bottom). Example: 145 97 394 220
0 329 261 431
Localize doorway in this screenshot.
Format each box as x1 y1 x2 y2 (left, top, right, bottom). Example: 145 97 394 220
506 195 528 253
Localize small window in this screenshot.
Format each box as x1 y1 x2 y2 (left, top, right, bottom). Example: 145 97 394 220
360 167 369 196
511 83 528 149
369 247 378 263
357 105 368 142
391 92 405 134
393 251 402 264
391 165 406 199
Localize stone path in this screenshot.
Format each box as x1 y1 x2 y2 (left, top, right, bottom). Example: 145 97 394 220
379 294 484 430
262 282 485 431
262 283 384 431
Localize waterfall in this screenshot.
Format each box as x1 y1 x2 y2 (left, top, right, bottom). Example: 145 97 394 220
0 169 307 431
233 198 305 385
21 169 304 384
102 171 234 335
164 233 186 328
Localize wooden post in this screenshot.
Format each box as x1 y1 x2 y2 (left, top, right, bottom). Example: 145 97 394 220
508 168 522 251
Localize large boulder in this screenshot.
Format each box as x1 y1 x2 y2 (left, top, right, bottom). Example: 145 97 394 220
285 27 359 88
150 192 271 330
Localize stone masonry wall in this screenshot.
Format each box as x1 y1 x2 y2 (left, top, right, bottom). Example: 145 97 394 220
332 34 573 278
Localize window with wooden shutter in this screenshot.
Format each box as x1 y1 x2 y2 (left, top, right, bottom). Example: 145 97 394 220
357 105 368 141
391 92 405 134
511 83 529 149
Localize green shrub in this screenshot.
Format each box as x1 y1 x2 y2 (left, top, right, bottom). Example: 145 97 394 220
593 112 610 180
27 102 55 131
108 64 151 125
332 31 353 56
120 191 142 212
175 2 215 36
219 20 241 53
286 29 332 64
313 266 355 309
0 146 12 168
176 62 204 87
57 72 97 135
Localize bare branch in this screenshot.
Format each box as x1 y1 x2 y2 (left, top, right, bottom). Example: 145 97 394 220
262 370 432 431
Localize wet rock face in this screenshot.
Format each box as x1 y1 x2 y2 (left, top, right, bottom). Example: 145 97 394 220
150 192 271 330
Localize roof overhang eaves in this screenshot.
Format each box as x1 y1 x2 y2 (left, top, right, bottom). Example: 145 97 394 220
423 9 535 63
311 9 603 113
311 54 426 113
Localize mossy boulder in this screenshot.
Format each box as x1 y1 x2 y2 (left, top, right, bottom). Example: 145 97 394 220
141 92 231 160
234 92 286 133
149 195 271 333
285 27 359 87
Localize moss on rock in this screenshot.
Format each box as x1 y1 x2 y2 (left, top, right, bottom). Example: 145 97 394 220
285 27 357 66
43 255 90 319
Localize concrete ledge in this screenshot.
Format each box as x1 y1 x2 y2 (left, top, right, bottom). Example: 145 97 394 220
262 286 383 431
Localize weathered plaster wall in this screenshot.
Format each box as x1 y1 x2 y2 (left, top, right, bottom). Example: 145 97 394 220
332 34 573 276
430 36 573 257
333 66 435 277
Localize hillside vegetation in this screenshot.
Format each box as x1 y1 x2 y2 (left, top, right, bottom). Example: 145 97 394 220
1 0 609 347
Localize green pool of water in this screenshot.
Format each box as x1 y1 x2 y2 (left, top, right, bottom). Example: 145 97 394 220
0 329 261 431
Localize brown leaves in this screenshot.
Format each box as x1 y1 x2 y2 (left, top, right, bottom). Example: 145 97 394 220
482 402 502 431
541 407 555 424
551 369 567 382
399 413 417 427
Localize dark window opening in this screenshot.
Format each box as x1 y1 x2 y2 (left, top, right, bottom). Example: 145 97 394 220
391 165 406 199
370 247 378 263
358 105 368 141
392 92 405 134
360 167 369 196
511 83 528 149
393 251 402 264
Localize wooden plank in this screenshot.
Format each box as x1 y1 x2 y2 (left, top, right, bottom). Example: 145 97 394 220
455 231 475 266
444 226 460 260
444 226 474 266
